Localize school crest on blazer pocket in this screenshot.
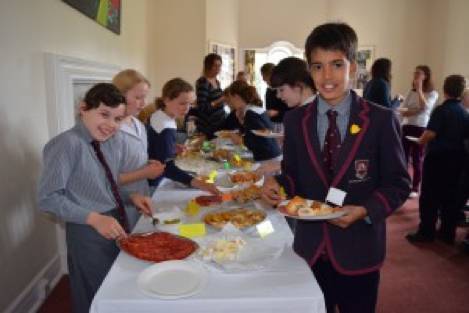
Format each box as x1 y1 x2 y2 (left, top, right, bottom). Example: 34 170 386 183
354 159 369 180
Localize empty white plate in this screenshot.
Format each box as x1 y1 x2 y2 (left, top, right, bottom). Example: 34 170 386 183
137 260 208 299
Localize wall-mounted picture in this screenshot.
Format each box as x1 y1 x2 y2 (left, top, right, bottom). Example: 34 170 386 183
63 0 121 35
353 46 375 90
208 42 236 89
244 50 256 86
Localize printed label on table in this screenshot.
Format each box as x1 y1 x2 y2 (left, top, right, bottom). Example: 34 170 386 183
179 223 206 238
256 220 274 238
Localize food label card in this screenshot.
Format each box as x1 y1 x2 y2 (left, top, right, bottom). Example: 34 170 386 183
326 187 347 206
179 223 206 238
256 220 274 238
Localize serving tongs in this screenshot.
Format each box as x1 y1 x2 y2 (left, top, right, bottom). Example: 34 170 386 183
151 216 159 226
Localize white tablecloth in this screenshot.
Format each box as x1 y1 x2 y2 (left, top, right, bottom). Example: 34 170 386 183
90 179 325 313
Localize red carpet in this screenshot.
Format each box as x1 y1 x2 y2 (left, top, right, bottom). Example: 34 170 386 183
37 275 71 313
38 198 469 313
378 198 469 313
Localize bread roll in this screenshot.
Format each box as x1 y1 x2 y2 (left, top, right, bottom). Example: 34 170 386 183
298 207 317 217
285 196 306 215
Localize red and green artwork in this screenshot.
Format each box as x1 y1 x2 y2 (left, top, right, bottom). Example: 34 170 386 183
63 0 121 34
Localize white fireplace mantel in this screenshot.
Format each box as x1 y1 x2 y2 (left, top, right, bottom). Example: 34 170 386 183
44 53 121 137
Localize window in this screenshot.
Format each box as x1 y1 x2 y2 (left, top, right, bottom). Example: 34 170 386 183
244 41 304 106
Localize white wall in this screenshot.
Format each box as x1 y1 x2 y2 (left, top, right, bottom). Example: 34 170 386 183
428 0 469 96
239 0 327 49
326 0 429 96
147 0 206 98
238 0 435 96
0 0 150 311
206 0 239 48
440 0 469 78
147 0 239 98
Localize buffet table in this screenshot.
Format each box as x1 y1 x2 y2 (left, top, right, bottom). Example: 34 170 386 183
90 179 325 313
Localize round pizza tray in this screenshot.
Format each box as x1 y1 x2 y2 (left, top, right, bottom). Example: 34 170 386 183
117 231 199 263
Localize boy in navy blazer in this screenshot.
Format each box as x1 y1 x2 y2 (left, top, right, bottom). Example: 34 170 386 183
262 23 410 313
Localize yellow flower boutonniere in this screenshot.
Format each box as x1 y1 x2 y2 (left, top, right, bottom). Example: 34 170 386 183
350 124 361 135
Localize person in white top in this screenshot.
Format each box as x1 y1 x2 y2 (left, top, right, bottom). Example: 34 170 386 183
399 65 438 198
463 88 469 113
113 69 165 229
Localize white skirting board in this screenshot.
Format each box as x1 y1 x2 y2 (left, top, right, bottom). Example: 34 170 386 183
4 254 63 313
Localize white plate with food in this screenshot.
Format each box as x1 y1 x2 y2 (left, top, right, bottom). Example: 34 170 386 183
175 155 222 175
214 130 239 138
278 196 345 220
203 207 267 230
196 224 284 272
214 171 262 189
137 260 208 299
251 129 284 138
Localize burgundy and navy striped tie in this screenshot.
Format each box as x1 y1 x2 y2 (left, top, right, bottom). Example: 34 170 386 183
91 140 130 233
323 110 341 181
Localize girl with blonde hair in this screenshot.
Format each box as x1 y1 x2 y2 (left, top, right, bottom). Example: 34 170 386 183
113 69 165 229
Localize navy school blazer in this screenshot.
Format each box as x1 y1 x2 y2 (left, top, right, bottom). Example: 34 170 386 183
276 91 411 275
243 110 281 161
146 126 193 187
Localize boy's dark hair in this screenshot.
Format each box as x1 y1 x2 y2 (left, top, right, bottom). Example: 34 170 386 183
305 22 358 65
203 53 222 74
271 57 316 91
371 58 392 82
83 83 126 111
260 63 275 76
443 74 466 99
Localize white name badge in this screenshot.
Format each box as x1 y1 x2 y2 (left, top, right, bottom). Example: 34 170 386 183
256 220 274 238
326 187 347 206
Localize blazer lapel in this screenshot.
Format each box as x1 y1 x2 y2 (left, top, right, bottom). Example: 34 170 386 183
331 94 371 187
301 100 329 188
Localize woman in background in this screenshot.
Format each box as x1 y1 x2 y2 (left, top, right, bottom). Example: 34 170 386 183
463 88 469 112
189 53 227 138
363 58 402 109
399 65 438 198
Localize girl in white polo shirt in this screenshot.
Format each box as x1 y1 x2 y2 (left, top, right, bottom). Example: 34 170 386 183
400 65 438 198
